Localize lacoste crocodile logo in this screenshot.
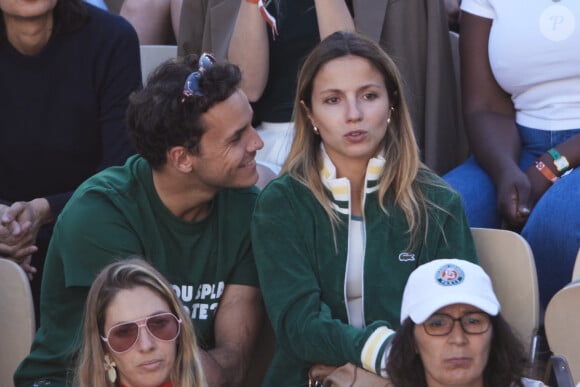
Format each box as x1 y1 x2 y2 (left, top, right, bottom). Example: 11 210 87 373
398 252 416 262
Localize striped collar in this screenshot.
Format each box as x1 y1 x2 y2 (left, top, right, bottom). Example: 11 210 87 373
319 144 385 214
120 382 172 387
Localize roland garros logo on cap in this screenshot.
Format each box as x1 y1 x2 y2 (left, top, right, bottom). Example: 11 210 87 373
435 263 465 286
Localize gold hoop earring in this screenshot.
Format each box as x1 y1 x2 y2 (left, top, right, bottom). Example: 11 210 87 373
313 126 320 135
104 354 117 384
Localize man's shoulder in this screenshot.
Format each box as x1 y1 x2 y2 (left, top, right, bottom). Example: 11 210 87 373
257 173 316 207
61 156 145 217
78 159 136 192
218 186 260 206
211 187 260 232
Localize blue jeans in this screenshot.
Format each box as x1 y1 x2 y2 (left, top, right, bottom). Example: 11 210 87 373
444 126 580 308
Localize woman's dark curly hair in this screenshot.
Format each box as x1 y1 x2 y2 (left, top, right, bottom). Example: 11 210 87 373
126 54 242 168
386 315 528 387
1 0 87 40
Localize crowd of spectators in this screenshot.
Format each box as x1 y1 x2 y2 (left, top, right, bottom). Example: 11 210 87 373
2 0 577 385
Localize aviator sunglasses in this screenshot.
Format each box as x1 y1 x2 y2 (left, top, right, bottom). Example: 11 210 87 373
181 52 216 101
101 312 182 353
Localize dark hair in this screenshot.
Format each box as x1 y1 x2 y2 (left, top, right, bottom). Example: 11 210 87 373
0 0 88 40
126 54 242 168
386 316 527 387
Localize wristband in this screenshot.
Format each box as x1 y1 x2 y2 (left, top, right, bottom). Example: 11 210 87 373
535 160 559 183
246 0 278 36
547 148 570 174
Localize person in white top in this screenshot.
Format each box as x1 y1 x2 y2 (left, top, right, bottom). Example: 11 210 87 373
444 0 580 308
118 0 182 44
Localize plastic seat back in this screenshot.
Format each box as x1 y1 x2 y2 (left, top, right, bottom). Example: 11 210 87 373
139 45 178 85
470 228 540 356
0 258 35 387
572 248 580 281
545 280 580 384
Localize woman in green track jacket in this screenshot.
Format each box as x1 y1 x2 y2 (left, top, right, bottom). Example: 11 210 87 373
251 31 477 387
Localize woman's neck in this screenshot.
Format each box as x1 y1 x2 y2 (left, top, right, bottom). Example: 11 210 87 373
336 164 366 217
4 12 54 55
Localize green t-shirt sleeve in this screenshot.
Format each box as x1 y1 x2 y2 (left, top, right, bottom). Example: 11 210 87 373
58 189 145 286
226 241 259 287
15 189 145 386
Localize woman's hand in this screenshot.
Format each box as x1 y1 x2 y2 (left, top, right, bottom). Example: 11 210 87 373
309 363 393 387
0 199 52 263
19 255 38 281
444 0 461 27
495 166 532 231
0 204 36 262
310 364 338 385
524 158 556 208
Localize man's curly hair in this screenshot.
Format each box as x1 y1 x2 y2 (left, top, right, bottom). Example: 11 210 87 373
126 54 242 169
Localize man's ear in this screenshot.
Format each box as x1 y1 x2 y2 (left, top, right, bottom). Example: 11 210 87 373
166 146 194 173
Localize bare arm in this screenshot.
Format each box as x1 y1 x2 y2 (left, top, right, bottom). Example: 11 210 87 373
524 133 580 206
461 12 530 228
229 0 354 102
313 0 355 39
444 0 461 27
120 0 175 44
555 134 580 169
201 284 264 386
170 0 183 38
228 0 270 102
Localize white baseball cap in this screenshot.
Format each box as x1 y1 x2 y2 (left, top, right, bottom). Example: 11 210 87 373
400 259 500 324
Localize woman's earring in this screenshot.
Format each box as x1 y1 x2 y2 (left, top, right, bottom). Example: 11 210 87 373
313 126 320 135
104 354 117 384
387 106 395 125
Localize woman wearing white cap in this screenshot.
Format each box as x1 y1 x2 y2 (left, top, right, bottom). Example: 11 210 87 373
386 259 546 387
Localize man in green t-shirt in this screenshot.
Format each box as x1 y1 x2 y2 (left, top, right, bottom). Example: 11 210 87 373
15 54 265 386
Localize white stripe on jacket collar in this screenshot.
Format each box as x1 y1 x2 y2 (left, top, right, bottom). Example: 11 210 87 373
319 144 385 214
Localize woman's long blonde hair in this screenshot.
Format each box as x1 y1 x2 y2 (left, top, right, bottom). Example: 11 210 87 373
75 257 206 387
284 31 445 247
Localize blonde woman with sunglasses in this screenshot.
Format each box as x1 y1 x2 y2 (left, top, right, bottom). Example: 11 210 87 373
76 258 206 387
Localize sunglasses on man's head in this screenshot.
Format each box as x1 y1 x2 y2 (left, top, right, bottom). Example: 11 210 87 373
101 312 182 353
182 52 216 101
